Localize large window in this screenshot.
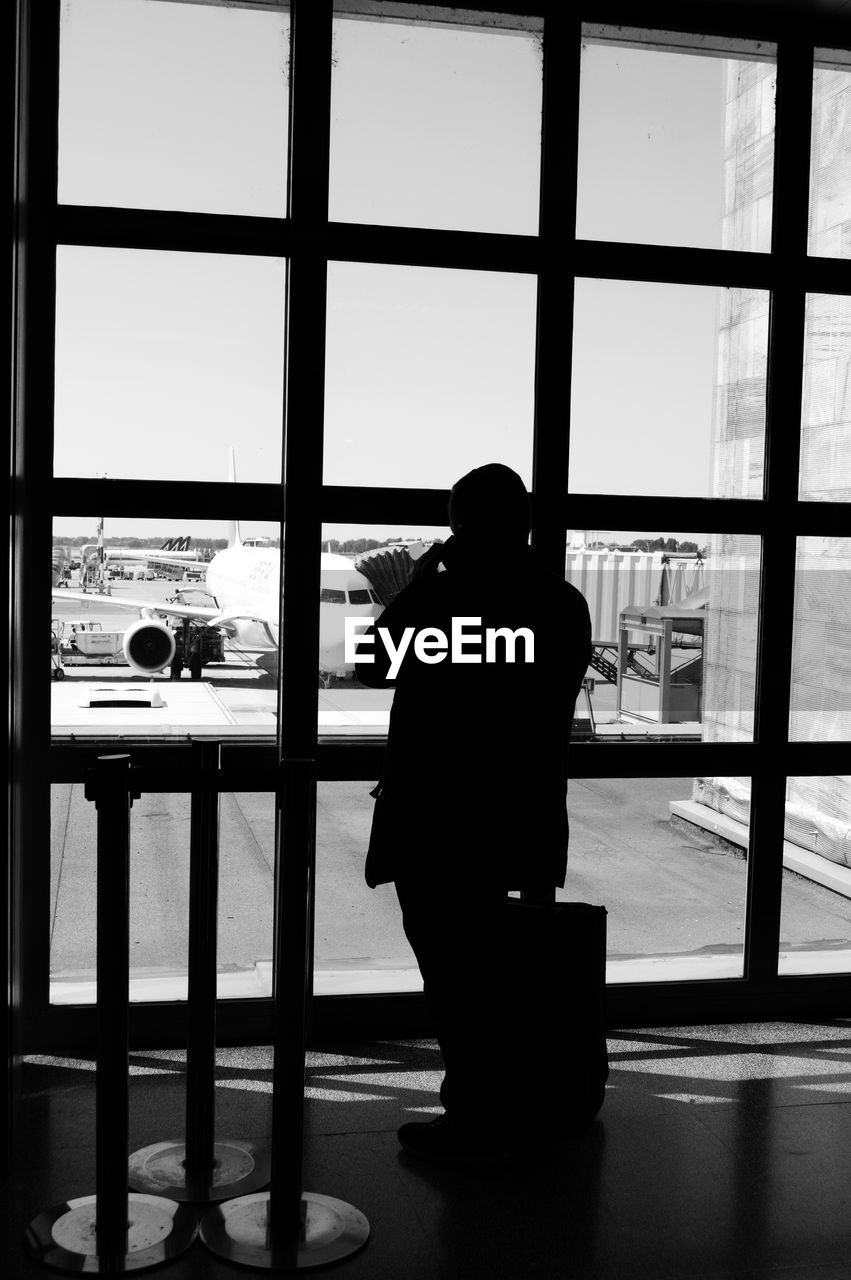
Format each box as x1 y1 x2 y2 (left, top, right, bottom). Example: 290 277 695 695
12 0 851 1046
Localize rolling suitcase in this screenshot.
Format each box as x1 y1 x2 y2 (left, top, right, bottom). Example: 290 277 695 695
504 898 609 1131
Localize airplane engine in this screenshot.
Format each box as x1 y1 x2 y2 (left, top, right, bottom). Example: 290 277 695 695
122 618 176 674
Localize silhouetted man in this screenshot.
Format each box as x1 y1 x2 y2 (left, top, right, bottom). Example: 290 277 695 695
356 464 591 1168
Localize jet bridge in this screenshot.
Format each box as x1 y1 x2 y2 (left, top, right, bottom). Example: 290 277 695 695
564 548 706 674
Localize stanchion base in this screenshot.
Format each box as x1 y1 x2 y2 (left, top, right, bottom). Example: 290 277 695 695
25 1192 198 1273
200 1191 370 1270
128 1138 270 1202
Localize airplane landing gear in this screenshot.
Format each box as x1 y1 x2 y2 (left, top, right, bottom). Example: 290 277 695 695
168 621 223 680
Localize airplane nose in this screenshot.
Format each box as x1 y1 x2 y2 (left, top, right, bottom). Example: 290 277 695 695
319 641 347 671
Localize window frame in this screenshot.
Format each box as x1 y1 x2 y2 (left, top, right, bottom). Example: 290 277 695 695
10 0 851 1052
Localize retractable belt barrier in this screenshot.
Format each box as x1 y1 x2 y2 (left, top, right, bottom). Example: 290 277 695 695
26 749 369 1273
25 754 198 1273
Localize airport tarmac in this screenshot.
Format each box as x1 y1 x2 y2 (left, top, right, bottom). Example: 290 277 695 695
48 577 851 1001
49 775 851 1002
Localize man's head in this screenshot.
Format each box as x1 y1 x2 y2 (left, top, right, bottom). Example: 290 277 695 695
449 464 532 548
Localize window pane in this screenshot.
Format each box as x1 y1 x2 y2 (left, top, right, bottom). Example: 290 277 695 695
316 775 753 990
790 538 851 741
779 776 851 975
329 13 542 234
559 777 748 982
51 517 281 744
50 787 275 1005
315 783 418 995
324 263 536 488
50 782 98 1002
567 531 760 742
54 247 286 482
59 0 290 216
578 33 775 251
809 57 851 258
569 281 768 498
800 294 851 500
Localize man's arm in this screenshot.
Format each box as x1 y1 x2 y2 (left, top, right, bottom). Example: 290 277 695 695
354 541 454 688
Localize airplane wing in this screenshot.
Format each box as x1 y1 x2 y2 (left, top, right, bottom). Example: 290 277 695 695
51 588 220 622
50 589 278 641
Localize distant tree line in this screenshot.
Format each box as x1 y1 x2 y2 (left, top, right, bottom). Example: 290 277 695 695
324 537 418 555
52 535 228 550
629 537 702 554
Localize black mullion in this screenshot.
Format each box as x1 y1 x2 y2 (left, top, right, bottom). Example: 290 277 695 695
333 1 844 49
50 478 284 523
321 486 450 528
61 479 836 534
17 0 61 1051
4 0 18 1166
279 0 333 761
312 738 851 781
575 240 774 291
45 736 840 789
603 972 851 1027
47 743 278 783
795 500 851 537
578 1 845 48
320 488 772 533
559 494 766 535
24 972 851 1056
327 222 540 275
805 254 851 296
532 10 581 570
562 496 847 537
746 36 814 985
54 208 790 290
312 740 762 781
55 205 291 260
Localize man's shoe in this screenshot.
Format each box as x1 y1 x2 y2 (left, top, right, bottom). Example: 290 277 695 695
397 1115 509 1170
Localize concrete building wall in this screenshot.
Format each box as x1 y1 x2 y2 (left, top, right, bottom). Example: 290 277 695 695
703 58 851 846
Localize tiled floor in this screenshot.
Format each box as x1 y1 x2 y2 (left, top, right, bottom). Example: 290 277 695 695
4 1022 851 1279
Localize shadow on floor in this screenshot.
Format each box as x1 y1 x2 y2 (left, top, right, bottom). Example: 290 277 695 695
4 1022 851 1279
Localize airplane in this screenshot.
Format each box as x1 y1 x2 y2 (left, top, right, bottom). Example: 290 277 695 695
78 536 207 569
51 516 383 682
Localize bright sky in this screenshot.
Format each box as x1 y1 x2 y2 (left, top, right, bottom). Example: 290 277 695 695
52 1 751 537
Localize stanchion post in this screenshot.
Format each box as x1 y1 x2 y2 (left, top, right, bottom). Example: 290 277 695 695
268 757 314 1248
127 741 270 1202
93 753 136 1261
200 757 369 1270
185 739 222 1177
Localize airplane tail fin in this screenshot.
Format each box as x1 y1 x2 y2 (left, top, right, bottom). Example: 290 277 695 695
227 447 242 549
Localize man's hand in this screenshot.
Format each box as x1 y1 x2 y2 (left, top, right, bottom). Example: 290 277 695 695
411 537 457 579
